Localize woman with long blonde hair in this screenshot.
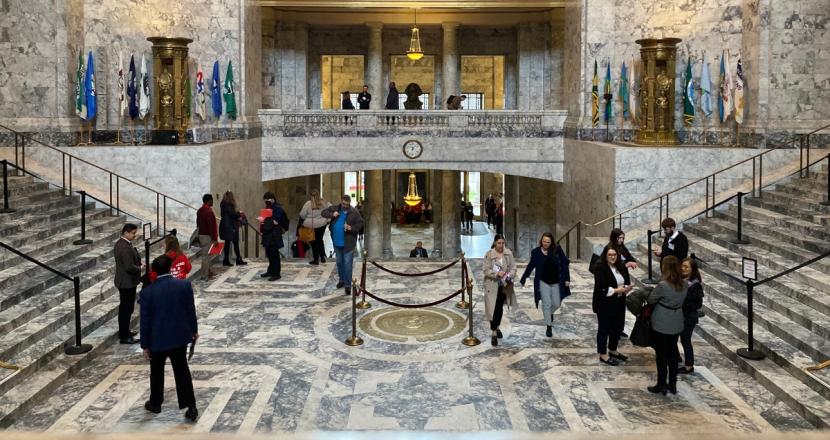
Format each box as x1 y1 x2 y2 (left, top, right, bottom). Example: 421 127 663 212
299 189 331 265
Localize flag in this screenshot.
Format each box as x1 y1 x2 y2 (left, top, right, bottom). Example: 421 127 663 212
700 54 713 117
603 62 613 122
734 56 745 125
75 50 87 120
195 62 206 121
630 58 637 122
620 61 629 120
591 60 599 127
84 51 97 120
683 56 695 125
139 55 151 120
719 51 733 123
223 61 237 120
127 55 138 119
211 61 222 119
117 52 126 117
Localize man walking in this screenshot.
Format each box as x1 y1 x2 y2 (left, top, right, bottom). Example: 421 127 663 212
196 194 218 280
114 223 142 344
322 195 364 294
357 85 372 110
140 254 199 422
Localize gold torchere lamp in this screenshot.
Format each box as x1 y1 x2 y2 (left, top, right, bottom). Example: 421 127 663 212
403 172 422 207
147 37 193 143
406 9 424 61
634 37 682 145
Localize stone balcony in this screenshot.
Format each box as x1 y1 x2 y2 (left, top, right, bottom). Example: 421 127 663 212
258 109 568 181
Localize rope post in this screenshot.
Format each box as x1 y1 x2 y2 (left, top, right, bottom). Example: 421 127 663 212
73 191 93 245
456 252 469 309
462 276 480 346
64 276 93 355
144 239 151 278
731 192 750 245
736 280 765 361
0 160 15 214
822 154 830 206
356 251 371 309
576 222 582 260
345 280 364 346
643 230 658 285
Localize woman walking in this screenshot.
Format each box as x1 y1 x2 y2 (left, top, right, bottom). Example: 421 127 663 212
299 189 331 265
647 256 688 395
520 232 571 337
592 247 632 366
219 191 247 267
483 234 517 347
679 257 704 374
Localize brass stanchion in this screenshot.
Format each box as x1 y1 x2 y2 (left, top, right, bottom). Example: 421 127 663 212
356 250 371 309
76 121 88 146
344 280 363 347
455 252 469 309
114 113 124 145
462 277 480 346
87 119 94 145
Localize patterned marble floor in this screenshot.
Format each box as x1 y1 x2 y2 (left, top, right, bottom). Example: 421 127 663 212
8 259 816 434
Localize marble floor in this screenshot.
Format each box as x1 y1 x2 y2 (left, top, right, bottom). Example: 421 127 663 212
8 258 816 434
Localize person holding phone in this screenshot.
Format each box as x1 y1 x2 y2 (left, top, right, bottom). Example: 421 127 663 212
592 247 633 366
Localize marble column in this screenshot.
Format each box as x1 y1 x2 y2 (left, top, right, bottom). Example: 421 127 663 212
441 23 460 106
431 170 443 257
277 21 309 110
382 170 393 258
366 22 384 110
366 170 384 258
322 172 344 204
441 170 461 258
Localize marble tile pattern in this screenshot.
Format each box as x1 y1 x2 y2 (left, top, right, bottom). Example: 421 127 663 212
7 258 817 434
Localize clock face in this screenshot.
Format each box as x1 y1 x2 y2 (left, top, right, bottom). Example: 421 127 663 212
403 140 423 159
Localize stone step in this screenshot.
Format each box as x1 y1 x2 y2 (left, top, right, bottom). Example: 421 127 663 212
694 314 830 428
746 196 830 228
761 189 830 214
3 180 49 198
725 203 830 243
693 215 829 257
774 178 830 202
0 197 85 238
5 187 68 207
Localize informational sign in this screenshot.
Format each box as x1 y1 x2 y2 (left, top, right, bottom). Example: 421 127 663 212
742 257 757 281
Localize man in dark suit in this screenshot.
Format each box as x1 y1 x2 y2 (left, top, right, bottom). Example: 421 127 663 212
357 85 372 109
653 217 689 261
410 241 429 258
114 223 142 344
140 254 199 422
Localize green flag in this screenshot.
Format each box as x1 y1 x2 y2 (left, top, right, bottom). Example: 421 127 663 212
683 56 695 125
620 61 629 120
223 61 237 120
591 60 599 127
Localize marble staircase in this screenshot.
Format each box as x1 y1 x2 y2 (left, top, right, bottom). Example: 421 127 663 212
634 166 830 428
0 175 201 427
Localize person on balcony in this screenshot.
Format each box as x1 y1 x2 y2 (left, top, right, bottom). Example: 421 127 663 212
341 91 354 110
447 95 467 110
385 82 399 110
357 85 372 110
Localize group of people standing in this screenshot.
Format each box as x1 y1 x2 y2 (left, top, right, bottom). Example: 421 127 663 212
341 82 469 110
484 194 504 234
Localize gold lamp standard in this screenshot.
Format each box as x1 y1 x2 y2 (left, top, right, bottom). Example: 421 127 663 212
403 172 422 206
407 9 424 61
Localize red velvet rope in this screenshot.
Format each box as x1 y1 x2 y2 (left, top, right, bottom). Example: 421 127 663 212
369 258 460 277
356 286 464 309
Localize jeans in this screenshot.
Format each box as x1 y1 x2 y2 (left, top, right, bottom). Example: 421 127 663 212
539 282 561 326
335 246 354 288
490 286 506 330
596 312 625 355
679 322 696 366
652 330 681 387
118 287 136 339
149 345 196 409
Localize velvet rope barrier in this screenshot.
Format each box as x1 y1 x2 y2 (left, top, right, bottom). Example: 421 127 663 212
355 286 464 309
369 258 460 277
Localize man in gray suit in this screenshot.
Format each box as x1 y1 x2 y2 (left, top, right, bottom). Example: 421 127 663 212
114 223 143 344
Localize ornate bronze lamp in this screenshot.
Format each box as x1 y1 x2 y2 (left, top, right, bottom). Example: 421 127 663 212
147 37 193 144
635 38 682 145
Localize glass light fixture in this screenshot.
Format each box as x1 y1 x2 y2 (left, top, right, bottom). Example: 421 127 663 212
403 172 423 206
406 9 424 61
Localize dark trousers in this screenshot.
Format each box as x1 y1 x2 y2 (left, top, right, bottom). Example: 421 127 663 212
311 226 327 262
490 286 506 330
118 287 136 339
679 322 696 366
464 218 473 230
486 212 494 227
265 246 281 276
596 313 625 355
222 237 242 264
149 345 196 409
652 330 681 387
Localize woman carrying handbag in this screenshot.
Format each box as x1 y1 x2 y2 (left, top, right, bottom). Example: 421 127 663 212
299 189 331 265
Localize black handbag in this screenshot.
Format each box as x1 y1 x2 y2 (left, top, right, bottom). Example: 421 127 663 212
630 303 655 347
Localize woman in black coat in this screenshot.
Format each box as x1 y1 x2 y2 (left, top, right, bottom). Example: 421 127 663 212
219 191 246 266
679 257 705 374
592 246 633 366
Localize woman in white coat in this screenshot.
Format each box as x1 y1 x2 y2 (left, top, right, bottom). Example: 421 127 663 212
483 234 517 346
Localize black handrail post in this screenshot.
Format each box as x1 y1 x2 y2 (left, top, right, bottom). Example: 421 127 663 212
243 225 249 258
64 276 92 355
644 229 658 285
731 192 750 245
822 154 830 206
0 160 15 213
576 222 582 260
144 239 152 279
73 191 93 245
737 280 765 361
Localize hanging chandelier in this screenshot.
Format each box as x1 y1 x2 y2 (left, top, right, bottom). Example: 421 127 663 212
403 172 423 206
406 9 424 60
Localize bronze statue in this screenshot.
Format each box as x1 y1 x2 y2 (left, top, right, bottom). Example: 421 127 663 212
403 83 423 110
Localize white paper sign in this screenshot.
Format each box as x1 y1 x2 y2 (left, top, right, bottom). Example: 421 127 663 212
742 257 757 280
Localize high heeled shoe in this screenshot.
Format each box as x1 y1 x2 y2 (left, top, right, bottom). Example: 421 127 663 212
496 329 503 339
647 385 667 396
491 335 498 346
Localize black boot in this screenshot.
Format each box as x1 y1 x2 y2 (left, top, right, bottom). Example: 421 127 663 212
546 325 552 337
648 385 667 396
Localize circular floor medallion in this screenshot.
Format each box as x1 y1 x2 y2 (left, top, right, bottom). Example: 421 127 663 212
359 307 467 343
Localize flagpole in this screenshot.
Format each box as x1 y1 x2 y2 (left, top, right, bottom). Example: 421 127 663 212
115 112 124 145
88 119 94 145
129 119 135 145
76 121 86 146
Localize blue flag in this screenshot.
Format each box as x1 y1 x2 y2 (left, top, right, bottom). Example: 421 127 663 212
603 62 613 122
84 51 97 120
127 55 138 119
211 61 222 118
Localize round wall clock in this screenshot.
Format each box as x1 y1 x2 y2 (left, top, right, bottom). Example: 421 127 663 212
402 139 423 159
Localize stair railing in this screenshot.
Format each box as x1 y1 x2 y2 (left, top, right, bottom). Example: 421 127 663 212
0 240 92 356
143 229 178 282
555 221 582 259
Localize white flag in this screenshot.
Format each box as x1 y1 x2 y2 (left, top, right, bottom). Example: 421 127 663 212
629 57 637 122
195 62 206 121
734 56 745 125
117 52 126 116
138 55 151 120
720 50 733 123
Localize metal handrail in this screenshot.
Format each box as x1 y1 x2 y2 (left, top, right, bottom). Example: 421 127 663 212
585 122 830 229
556 221 582 259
